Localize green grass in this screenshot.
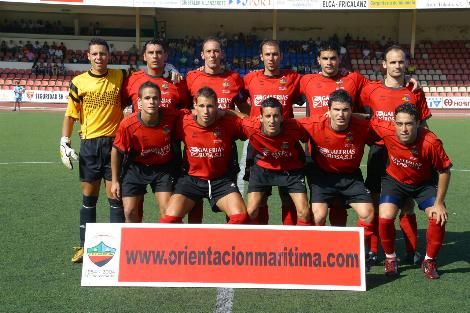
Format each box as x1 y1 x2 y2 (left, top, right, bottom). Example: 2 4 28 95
1 112 469 312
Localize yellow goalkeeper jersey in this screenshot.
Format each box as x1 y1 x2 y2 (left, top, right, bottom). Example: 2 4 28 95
65 69 126 139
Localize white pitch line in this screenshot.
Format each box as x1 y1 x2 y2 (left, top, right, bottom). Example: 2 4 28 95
214 141 248 313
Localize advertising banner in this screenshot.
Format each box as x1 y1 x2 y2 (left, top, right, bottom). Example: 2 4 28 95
81 223 367 291
426 96 470 109
0 90 68 103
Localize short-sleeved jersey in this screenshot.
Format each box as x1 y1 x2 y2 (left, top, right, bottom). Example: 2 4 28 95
175 113 244 180
360 81 431 122
14 86 24 97
241 116 308 171
185 70 245 110
65 69 126 139
122 70 190 112
243 69 301 118
113 110 179 165
299 115 375 174
371 119 452 186
300 72 368 116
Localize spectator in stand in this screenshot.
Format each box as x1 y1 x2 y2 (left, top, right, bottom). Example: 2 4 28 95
52 61 59 76
42 41 49 52
59 60 66 75
26 50 35 62
27 20 34 32
48 46 56 58
362 46 371 60
128 44 139 57
54 47 63 60
88 22 94 36
33 41 41 53
46 62 53 76
340 45 347 60
94 22 101 36
7 40 17 54
0 40 7 54
25 41 33 51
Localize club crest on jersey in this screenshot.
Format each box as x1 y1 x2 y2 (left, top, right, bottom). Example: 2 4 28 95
345 132 353 143
222 79 231 94
161 82 169 94
279 77 287 91
281 141 289 150
261 148 270 157
402 95 411 102
335 79 344 89
162 125 171 136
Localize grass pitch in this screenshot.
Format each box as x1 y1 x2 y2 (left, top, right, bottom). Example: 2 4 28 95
0 112 469 313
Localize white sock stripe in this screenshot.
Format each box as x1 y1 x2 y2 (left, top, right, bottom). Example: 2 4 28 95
82 205 96 209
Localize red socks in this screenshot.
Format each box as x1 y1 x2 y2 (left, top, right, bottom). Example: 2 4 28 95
357 220 374 250
379 217 396 255
160 215 183 223
297 218 313 226
426 218 445 259
281 204 297 225
228 213 249 224
399 213 418 253
369 216 379 254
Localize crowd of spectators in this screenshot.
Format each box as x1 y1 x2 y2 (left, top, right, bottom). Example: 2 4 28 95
0 18 70 35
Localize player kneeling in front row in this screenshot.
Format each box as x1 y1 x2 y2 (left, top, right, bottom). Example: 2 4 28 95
160 87 249 224
230 97 312 226
298 89 375 263
111 82 179 222
372 103 451 279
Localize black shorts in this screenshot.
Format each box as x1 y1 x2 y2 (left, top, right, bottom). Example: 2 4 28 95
174 174 241 212
309 168 372 204
365 144 388 193
79 137 113 182
121 162 176 197
248 163 306 194
380 175 438 211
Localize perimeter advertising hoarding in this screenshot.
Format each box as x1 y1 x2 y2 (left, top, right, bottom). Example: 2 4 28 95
81 223 367 291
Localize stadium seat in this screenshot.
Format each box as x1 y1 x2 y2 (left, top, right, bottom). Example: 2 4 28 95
444 86 452 92
429 86 437 92
423 86 430 93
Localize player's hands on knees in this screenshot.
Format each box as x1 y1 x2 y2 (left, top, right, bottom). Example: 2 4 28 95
111 181 121 200
163 63 182 84
427 204 448 226
59 136 78 170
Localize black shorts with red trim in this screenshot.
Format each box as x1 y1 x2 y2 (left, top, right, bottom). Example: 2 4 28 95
79 137 114 182
309 167 372 204
121 162 176 197
365 144 388 194
379 174 438 211
174 174 241 212
248 163 306 194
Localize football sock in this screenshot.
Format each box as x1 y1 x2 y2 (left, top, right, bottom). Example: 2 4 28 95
281 204 297 225
370 216 379 254
426 218 445 259
329 207 348 226
399 213 418 253
188 200 203 224
379 217 396 255
297 218 313 226
257 205 269 225
357 220 374 250
80 195 98 246
160 215 183 223
227 213 249 224
108 198 125 223
385 253 397 258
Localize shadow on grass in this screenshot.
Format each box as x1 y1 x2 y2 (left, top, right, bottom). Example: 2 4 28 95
366 273 405 290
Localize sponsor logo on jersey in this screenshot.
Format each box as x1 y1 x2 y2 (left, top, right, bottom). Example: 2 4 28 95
87 241 116 268
281 141 289 150
312 96 329 108
318 146 356 160
375 110 394 121
189 146 224 158
390 154 422 170
141 143 171 157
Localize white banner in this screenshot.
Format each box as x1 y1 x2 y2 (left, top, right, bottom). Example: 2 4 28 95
0 90 68 103
426 96 470 109
1 0 469 9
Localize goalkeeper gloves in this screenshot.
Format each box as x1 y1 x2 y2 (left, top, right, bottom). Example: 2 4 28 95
163 63 182 83
60 136 78 170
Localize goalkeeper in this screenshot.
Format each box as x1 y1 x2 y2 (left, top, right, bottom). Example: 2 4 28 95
60 38 127 264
